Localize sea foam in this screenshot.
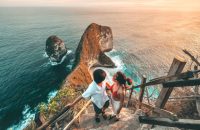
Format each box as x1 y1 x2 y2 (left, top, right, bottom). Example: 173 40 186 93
8 90 58 130
7 105 35 130
44 50 72 66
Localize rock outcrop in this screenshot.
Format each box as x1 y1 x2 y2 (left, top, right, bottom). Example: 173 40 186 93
66 23 115 87
46 35 68 63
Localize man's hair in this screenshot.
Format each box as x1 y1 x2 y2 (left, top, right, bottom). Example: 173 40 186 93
93 69 106 84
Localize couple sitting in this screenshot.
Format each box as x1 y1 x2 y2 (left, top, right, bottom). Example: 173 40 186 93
68 69 132 123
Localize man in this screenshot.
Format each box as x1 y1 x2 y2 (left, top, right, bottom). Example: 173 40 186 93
68 69 109 123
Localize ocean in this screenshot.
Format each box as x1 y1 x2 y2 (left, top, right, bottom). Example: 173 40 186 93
0 7 200 130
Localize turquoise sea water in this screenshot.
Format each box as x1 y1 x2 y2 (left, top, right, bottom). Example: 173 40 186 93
1 7 200 130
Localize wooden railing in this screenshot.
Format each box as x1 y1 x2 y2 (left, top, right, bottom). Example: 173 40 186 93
36 96 83 130
134 56 200 129
63 100 92 130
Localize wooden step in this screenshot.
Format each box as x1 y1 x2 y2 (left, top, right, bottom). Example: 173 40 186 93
78 108 141 130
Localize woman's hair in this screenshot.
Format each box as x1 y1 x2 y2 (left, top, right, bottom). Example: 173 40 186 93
115 71 132 86
93 69 107 84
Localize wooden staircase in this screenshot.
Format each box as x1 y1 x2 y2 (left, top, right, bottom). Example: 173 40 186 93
77 106 180 130
77 105 141 130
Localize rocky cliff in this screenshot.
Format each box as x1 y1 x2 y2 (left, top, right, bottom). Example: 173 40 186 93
30 23 116 130
46 35 68 63
65 23 115 87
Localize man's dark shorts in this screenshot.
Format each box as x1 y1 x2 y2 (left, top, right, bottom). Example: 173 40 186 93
92 100 109 114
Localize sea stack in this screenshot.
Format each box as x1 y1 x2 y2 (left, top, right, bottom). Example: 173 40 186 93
46 35 68 63
66 23 115 87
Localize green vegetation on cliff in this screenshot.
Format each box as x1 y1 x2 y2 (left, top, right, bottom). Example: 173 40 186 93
24 86 87 130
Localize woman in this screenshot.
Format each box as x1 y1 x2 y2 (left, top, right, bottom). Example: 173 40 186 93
106 71 132 120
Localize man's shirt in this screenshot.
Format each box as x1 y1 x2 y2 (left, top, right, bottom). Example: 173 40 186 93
82 81 109 109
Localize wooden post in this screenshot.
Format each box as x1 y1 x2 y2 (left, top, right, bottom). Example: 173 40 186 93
145 87 150 105
155 57 186 109
194 65 199 95
127 83 136 107
127 88 134 107
139 76 147 109
194 65 200 116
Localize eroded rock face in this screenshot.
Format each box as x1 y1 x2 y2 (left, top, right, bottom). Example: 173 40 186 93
99 26 113 52
66 23 115 87
46 36 67 63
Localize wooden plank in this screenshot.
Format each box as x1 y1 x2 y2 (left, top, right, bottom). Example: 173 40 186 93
153 108 178 121
37 106 71 130
145 87 150 105
155 56 186 109
37 96 82 130
139 102 178 121
163 79 200 88
132 70 199 89
139 76 147 109
139 116 200 130
168 99 196 101
148 70 194 83
194 66 200 116
194 65 199 95
51 109 73 127
169 95 200 99
63 100 92 130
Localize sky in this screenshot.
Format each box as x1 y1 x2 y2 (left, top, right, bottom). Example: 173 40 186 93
0 0 200 11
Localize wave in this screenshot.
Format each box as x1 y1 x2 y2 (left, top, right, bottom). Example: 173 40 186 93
106 50 141 92
104 50 131 83
7 91 58 130
43 50 73 66
43 52 48 58
47 90 58 103
7 105 35 130
108 50 159 97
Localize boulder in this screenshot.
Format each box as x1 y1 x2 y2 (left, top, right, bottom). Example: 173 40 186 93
46 35 67 63
66 23 115 87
